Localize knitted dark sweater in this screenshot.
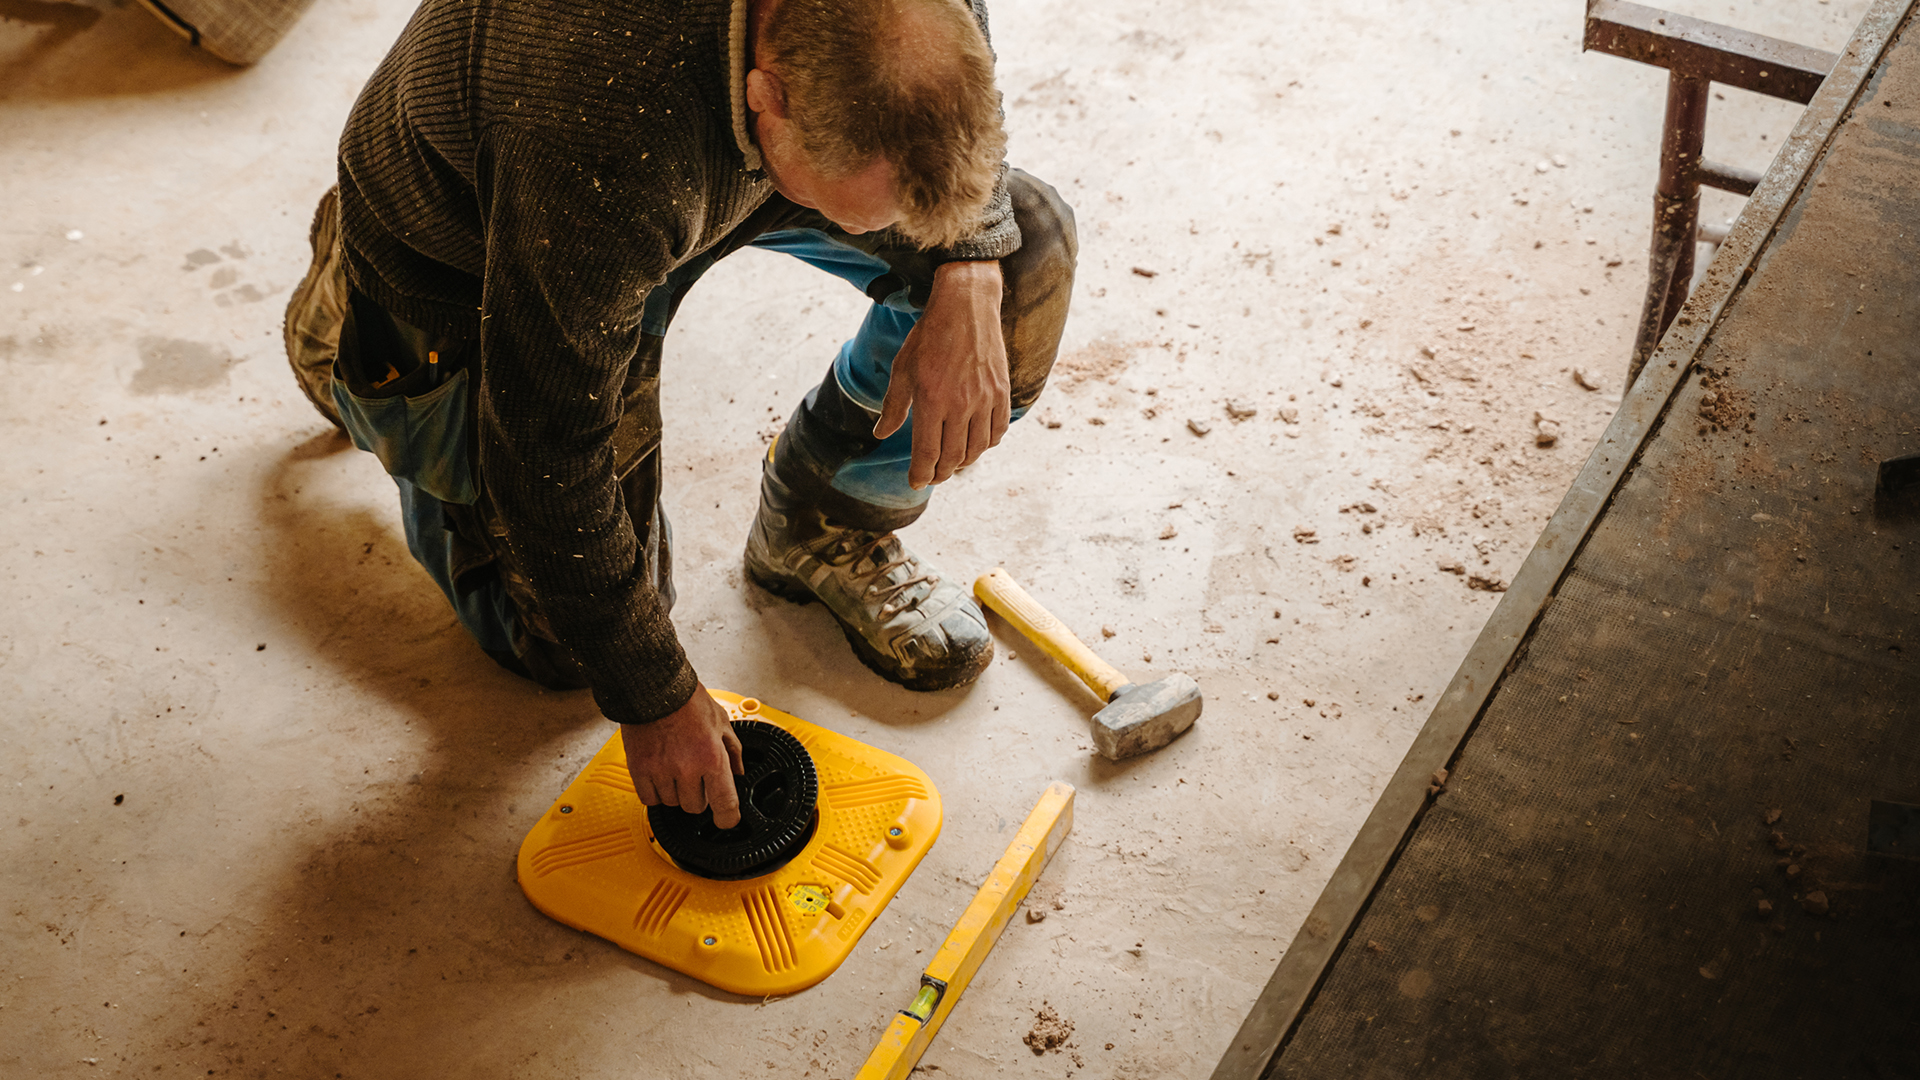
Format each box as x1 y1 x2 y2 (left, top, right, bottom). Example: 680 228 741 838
335 0 1017 724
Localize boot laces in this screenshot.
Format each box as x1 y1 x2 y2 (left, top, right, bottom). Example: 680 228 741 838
825 530 936 619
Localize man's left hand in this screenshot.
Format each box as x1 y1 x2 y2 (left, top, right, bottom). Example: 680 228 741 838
873 260 1008 489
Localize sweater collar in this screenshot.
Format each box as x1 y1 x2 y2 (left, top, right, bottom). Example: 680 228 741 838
728 0 763 171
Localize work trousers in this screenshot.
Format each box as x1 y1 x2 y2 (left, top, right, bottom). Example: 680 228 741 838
298 171 1077 685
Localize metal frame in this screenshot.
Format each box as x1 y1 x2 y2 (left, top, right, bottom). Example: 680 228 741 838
1583 0 1837 384
1207 2 1913 1076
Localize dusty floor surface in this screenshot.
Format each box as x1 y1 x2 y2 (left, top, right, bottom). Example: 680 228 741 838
0 0 1872 1076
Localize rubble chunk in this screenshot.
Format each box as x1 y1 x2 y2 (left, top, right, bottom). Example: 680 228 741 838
1534 412 1561 447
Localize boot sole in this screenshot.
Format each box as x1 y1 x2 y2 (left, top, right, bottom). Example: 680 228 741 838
743 555 992 692
284 188 347 431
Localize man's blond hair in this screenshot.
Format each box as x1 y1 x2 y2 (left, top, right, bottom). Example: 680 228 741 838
764 0 1006 249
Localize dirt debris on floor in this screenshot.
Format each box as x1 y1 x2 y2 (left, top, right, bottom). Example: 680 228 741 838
1024 1001 1077 1055
1695 366 1756 434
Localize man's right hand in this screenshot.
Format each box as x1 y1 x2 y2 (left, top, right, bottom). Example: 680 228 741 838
621 685 745 828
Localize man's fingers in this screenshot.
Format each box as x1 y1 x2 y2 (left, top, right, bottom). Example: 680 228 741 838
909 414 942 489
633 773 661 807
675 771 709 815
704 723 743 829
874 370 912 440
960 411 993 470
935 415 970 483
707 770 743 830
623 682 749 827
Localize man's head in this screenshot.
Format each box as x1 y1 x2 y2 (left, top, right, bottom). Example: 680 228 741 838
746 0 1005 247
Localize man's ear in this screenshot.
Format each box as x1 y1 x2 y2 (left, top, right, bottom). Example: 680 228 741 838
745 68 789 119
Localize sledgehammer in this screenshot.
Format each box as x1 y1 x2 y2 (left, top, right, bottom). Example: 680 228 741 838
973 568 1201 759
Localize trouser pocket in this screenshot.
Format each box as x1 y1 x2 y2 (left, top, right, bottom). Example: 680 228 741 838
332 290 477 506
334 369 476 506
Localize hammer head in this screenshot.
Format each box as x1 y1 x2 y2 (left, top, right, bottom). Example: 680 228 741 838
1091 674 1202 760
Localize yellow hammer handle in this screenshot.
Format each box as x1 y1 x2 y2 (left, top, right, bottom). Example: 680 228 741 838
973 569 1131 702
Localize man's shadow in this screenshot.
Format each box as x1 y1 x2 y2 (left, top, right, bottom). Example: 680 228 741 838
153 433 755 1079
0 0 233 99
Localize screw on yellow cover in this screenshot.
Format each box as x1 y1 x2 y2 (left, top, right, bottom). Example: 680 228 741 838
855 781 1076 1080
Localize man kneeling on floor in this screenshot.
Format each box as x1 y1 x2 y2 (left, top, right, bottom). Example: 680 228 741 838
283 0 1076 827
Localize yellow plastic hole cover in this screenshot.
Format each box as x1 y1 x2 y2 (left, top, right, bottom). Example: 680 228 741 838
517 689 943 996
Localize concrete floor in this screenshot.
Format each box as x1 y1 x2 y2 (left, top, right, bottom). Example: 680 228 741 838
0 0 1871 1076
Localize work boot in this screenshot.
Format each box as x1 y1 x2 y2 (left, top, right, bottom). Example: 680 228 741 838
283 185 346 430
743 457 992 691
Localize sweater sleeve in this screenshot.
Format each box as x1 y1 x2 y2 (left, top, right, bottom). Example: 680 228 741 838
472 126 701 725
925 165 1018 263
